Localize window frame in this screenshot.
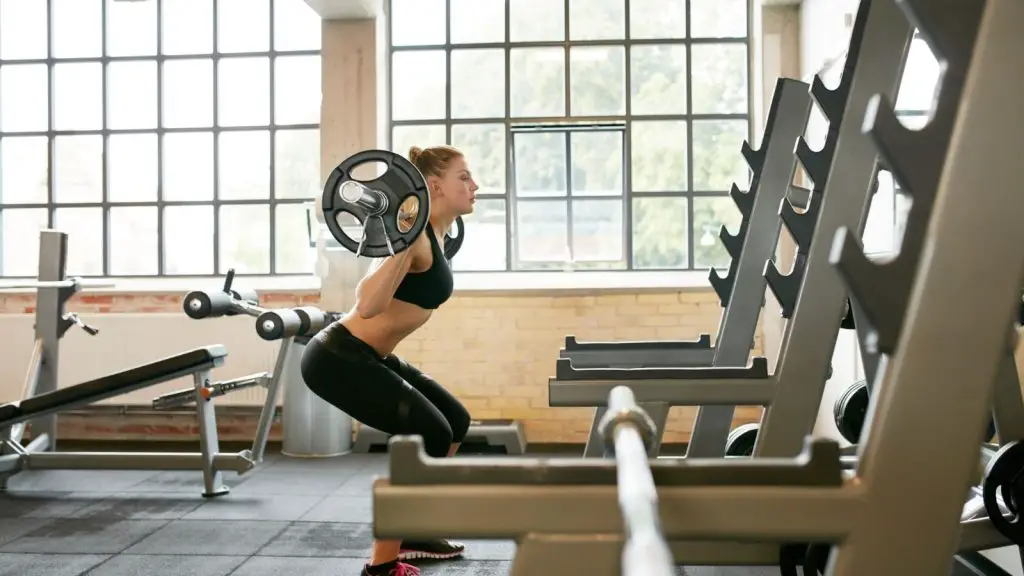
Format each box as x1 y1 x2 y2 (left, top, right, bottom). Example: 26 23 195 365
387 0 754 273
0 0 322 279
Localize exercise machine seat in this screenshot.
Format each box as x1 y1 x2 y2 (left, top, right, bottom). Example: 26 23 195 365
0 345 227 429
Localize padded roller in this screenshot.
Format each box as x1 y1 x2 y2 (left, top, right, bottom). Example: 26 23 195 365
182 290 234 320
294 306 328 335
724 423 759 457
256 308 304 341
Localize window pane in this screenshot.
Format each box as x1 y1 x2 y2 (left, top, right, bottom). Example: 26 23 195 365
572 199 623 264
692 120 748 191
450 0 504 44
218 0 270 53
451 124 505 196
514 132 566 198
630 45 688 115
451 198 506 271
109 206 158 275
510 0 564 42
107 61 158 130
391 0 446 46
632 196 687 269
275 203 315 273
690 0 747 38
218 57 271 127
52 0 101 58
275 129 320 200
162 0 214 55
569 0 624 41
0 0 48 60
275 55 321 125
274 0 321 51
631 121 687 192
516 201 568 267
510 48 565 118
54 136 103 204
54 63 102 131
219 205 270 274
896 37 939 112
0 65 48 132
106 0 157 57
692 195 740 269
163 133 214 201
391 51 447 121
108 134 157 203
162 59 214 128
1 208 48 276
219 131 270 200
392 125 447 156
863 171 896 256
451 49 505 119
571 131 622 197
629 0 685 39
0 137 48 204
164 206 214 275
691 44 748 114
54 207 103 276
570 46 625 117
898 114 929 130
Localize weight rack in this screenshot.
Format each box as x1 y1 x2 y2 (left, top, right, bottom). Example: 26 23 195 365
550 0 914 459
563 78 814 458
373 2 1024 574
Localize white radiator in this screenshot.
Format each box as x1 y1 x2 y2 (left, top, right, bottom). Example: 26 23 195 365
0 313 289 407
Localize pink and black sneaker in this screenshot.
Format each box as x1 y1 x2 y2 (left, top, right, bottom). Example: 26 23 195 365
360 561 420 576
398 539 466 561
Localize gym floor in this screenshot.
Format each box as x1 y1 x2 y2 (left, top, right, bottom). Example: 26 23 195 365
0 450 780 576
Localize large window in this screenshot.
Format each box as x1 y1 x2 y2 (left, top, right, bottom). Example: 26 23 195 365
0 0 322 278
388 0 751 272
864 33 937 255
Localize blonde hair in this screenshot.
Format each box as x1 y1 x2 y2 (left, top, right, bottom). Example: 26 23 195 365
408 145 463 180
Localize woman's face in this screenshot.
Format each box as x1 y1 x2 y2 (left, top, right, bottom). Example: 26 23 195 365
434 155 478 216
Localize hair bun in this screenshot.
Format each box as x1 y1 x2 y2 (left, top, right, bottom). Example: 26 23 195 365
408 146 423 164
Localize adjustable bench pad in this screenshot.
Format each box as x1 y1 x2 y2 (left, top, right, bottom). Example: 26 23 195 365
0 345 227 428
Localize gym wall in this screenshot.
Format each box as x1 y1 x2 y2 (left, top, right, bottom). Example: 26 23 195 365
0 8 802 447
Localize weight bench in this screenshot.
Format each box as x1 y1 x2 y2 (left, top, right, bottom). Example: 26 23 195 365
0 345 256 497
354 419 527 455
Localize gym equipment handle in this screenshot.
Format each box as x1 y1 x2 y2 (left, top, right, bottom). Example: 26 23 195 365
152 373 268 410
598 386 675 576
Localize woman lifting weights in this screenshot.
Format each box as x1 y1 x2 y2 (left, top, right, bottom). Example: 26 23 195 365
301 145 478 576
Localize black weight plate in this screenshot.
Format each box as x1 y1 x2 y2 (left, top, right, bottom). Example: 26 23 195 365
983 441 1024 545
725 423 759 457
321 150 431 258
444 216 465 261
833 380 868 444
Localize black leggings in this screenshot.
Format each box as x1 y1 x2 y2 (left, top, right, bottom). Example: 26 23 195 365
300 324 471 458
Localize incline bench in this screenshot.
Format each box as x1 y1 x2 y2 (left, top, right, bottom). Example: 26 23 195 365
0 230 260 498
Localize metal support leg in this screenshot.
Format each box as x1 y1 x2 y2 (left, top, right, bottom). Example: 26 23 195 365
687 79 814 458
194 369 229 498
29 231 70 452
754 0 914 458
249 338 293 464
830 1 1024 573
584 403 668 458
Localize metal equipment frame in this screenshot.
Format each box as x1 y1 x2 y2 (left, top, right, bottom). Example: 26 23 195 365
375 1 1024 574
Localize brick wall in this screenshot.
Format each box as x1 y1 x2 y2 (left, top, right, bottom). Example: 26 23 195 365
0 288 764 444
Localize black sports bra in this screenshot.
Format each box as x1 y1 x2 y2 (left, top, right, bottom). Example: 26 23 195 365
392 224 454 310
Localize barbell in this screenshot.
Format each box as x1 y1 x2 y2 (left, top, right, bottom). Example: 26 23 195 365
321 149 464 261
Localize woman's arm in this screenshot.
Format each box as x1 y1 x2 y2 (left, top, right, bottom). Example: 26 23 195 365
353 249 416 319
